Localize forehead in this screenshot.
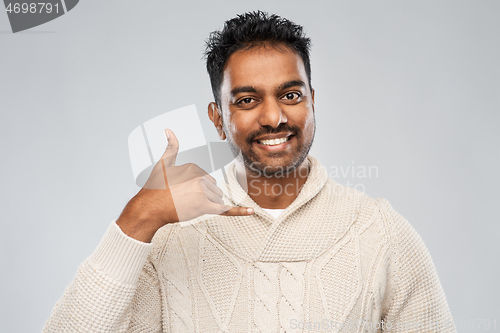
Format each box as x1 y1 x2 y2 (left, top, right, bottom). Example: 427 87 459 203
221 45 308 94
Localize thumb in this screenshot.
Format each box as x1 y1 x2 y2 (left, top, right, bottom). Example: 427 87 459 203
161 129 179 167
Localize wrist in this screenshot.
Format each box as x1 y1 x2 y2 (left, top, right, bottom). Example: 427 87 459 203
116 216 158 243
116 199 163 243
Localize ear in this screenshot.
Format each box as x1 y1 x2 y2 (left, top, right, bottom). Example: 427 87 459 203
208 102 226 140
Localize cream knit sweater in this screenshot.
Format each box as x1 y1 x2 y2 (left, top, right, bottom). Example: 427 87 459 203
43 156 455 332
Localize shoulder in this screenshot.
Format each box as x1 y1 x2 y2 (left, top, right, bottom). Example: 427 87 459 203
374 198 426 249
319 178 386 234
318 179 422 247
372 203 453 324
374 198 440 292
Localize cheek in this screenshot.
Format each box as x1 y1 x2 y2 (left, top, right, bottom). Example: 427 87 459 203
229 113 258 139
298 111 315 136
223 113 246 144
228 116 241 136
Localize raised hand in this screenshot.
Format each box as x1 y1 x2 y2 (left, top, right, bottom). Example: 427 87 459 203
117 129 253 242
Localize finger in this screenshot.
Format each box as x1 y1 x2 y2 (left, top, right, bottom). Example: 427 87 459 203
220 206 254 216
203 179 224 198
205 190 225 206
161 129 179 167
202 173 217 185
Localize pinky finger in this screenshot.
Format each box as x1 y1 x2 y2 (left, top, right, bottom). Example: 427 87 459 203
220 206 254 216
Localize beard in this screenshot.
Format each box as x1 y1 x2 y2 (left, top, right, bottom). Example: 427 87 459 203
224 120 316 177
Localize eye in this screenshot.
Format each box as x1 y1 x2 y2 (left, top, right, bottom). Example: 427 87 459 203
281 92 302 103
238 97 254 105
234 97 259 109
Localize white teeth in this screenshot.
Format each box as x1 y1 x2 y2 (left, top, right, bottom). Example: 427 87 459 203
258 137 289 146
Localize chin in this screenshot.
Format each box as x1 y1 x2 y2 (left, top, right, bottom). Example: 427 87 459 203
244 155 305 177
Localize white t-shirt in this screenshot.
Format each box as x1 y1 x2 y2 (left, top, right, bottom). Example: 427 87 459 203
262 208 286 219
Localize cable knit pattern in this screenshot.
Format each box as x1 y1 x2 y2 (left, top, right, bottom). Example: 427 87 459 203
162 230 194 332
278 262 307 332
200 238 242 329
43 155 455 332
254 262 280 333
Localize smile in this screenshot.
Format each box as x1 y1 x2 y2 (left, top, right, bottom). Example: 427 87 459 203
257 136 290 146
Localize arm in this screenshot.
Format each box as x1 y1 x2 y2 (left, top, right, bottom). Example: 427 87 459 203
42 221 155 332
379 199 456 332
43 129 252 332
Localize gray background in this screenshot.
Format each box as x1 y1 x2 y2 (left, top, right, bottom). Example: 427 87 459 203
1 0 499 332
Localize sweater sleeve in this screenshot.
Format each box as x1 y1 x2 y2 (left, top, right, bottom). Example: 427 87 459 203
42 221 161 333
378 199 456 332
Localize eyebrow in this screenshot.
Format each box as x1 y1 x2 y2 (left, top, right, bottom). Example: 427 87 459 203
230 80 306 96
279 80 306 91
230 86 258 96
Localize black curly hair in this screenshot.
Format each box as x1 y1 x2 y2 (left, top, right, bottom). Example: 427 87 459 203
204 11 312 107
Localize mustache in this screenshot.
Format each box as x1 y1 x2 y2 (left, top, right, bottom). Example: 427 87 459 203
245 124 301 144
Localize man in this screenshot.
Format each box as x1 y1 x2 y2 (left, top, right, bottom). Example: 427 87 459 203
44 11 455 332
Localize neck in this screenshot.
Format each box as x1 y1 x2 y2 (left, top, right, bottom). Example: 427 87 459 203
235 158 310 209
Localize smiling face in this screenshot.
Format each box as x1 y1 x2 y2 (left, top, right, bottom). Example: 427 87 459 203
209 43 315 177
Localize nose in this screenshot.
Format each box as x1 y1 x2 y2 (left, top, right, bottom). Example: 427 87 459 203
258 99 287 128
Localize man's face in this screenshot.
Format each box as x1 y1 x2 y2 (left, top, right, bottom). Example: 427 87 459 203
212 44 315 176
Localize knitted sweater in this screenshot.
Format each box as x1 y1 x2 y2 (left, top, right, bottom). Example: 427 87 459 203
43 156 455 332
